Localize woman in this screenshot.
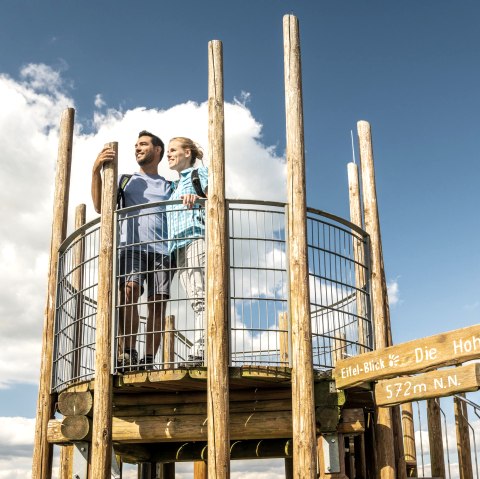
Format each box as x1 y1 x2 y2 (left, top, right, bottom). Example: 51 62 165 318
166 137 208 365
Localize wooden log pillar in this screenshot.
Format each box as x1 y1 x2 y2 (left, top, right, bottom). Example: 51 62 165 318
283 14 317 479
347 162 367 353
90 141 118 477
59 445 73 479
163 315 175 369
454 394 473 479
427 398 445 478
279 311 289 365
401 402 417 476
207 39 230 479
194 461 208 479
32 107 75 479
357 120 396 479
72 204 86 379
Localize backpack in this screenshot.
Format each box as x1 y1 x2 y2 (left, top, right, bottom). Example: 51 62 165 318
116 174 132 209
190 169 207 198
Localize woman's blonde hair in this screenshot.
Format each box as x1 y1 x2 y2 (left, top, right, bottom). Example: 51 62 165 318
170 137 203 166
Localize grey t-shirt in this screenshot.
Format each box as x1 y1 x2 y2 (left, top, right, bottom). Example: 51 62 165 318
119 172 171 255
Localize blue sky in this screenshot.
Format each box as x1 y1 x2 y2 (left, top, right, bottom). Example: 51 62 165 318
0 1 479 477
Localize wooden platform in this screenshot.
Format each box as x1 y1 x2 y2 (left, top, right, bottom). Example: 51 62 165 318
47 366 371 463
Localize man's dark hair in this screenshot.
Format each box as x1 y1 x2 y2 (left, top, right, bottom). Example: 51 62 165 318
138 130 165 160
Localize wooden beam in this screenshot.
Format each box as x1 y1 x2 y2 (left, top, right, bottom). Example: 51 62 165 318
375 363 480 406
357 120 395 479
57 391 93 417
48 410 293 444
90 141 118 477
347 162 368 354
33 107 74 479
335 324 480 388
283 14 317 479
401 403 417 476
194 461 208 479
427 398 445 479
454 394 474 479
207 38 230 479
59 445 73 479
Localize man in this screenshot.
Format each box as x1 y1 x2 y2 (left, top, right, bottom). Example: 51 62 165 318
91 130 171 371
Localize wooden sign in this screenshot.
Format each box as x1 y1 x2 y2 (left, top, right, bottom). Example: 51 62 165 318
375 363 480 407
333 324 480 389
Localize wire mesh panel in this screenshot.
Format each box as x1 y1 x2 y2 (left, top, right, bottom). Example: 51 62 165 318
307 208 372 370
115 199 206 372
228 201 289 366
52 219 100 391
51 198 373 384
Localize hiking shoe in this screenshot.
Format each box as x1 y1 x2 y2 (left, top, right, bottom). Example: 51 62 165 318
138 355 155 371
117 349 139 373
187 354 204 367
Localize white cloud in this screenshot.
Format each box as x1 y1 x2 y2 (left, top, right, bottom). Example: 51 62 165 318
0 63 285 389
387 277 400 306
94 93 106 109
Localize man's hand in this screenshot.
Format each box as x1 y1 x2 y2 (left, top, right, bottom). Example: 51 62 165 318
93 146 116 174
180 194 199 209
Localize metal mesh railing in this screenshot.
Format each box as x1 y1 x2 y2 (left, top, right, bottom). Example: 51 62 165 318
53 218 100 390
51 199 373 390
307 208 372 369
228 201 289 366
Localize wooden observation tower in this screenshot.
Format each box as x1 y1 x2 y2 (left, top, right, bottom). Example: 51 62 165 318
32 14 480 479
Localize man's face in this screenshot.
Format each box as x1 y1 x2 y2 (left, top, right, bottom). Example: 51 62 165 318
135 136 161 167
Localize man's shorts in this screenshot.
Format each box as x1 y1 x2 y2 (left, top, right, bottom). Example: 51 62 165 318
118 249 171 298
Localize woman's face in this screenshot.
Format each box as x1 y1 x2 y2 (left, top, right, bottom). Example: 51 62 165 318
167 139 191 173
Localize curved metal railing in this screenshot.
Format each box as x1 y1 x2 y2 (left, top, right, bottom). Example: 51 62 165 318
52 199 372 391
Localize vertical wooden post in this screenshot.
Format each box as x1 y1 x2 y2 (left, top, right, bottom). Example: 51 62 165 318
401 402 417 476
427 398 445 478
59 445 73 479
279 311 289 365
357 120 396 479
72 204 86 380
285 458 294 479
163 315 175 369
194 461 208 479
454 394 473 479
207 39 230 479
347 163 367 353
90 141 118 477
32 107 74 479
283 14 317 479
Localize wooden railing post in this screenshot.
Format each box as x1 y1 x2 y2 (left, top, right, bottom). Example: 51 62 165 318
357 120 396 479
207 39 230 479
401 402 417 476
283 14 317 479
32 107 74 479
347 162 367 353
90 141 118 477
163 315 175 369
454 394 473 479
427 398 445 478
72 204 86 380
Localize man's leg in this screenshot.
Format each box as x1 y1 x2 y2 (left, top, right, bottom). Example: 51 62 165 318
145 294 168 359
119 281 141 352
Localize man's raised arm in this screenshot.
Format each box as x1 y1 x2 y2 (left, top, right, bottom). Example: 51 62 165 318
91 146 116 214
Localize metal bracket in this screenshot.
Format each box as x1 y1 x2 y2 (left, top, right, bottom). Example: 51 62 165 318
72 442 89 479
322 434 341 473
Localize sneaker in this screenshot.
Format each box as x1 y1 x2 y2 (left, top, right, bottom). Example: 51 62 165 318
187 354 204 367
117 349 139 373
138 355 155 371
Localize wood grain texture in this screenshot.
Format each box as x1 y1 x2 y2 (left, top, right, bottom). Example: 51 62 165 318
33 108 74 479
